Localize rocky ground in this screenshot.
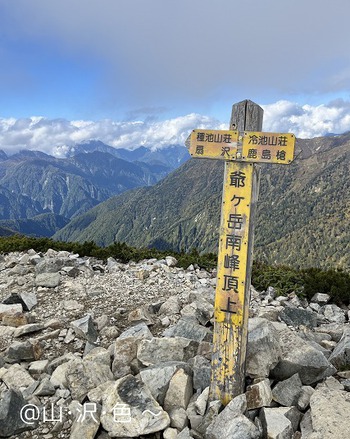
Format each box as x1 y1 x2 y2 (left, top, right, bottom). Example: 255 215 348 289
0 249 349 439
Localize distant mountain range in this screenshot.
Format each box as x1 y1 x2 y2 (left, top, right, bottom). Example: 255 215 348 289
0 142 190 236
54 132 350 270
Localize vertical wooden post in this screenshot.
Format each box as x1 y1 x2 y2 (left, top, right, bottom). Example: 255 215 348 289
210 100 263 405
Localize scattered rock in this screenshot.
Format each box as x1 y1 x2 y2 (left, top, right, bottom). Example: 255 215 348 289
70 401 101 439
271 329 336 384
164 367 193 411
310 293 330 305
100 374 170 437
35 271 60 287
0 303 23 318
206 394 261 439
0 249 348 438
128 306 154 325
139 361 191 405
328 328 350 369
246 318 282 378
246 378 273 409
0 363 35 389
19 291 38 311
7 339 43 361
70 314 99 343
307 386 350 438
0 389 38 436
163 318 212 342
13 322 44 337
321 304 346 324
260 407 294 439
112 336 139 379
2 312 31 327
272 373 303 407
137 336 198 366
279 306 317 329
65 358 114 402
165 256 178 267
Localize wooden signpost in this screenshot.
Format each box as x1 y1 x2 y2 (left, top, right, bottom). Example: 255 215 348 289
187 100 295 405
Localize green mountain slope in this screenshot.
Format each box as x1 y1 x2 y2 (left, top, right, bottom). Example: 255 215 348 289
54 133 350 270
0 148 181 221
53 158 224 248
0 213 69 238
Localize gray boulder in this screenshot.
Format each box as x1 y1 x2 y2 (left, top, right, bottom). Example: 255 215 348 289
246 378 272 410
271 329 336 384
328 328 350 370
6 339 43 361
118 321 153 340
137 337 198 366
112 336 139 379
35 272 60 288
0 389 38 436
310 293 330 304
272 373 303 407
188 355 211 392
19 291 37 311
100 374 170 437
71 314 99 343
139 361 191 405
35 257 70 274
259 407 293 439
0 364 35 389
279 306 317 329
180 298 214 326
65 358 113 402
306 386 350 438
0 303 23 318
163 318 211 342
246 318 282 378
205 394 260 439
321 304 346 324
163 368 193 411
70 402 101 439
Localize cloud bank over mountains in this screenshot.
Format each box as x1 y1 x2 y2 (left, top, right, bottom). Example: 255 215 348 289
1 100 350 157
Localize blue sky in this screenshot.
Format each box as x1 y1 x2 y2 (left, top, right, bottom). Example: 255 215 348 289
1 0 350 155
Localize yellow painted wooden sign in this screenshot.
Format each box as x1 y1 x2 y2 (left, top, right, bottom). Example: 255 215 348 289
214 162 254 325
242 131 295 164
188 100 296 405
188 129 295 164
189 129 239 160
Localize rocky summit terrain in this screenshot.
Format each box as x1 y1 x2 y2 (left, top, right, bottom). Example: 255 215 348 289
0 250 349 439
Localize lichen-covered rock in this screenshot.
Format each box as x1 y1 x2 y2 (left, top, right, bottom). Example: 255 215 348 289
65 358 113 402
100 374 170 437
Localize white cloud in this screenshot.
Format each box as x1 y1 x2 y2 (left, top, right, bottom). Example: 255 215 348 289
263 100 350 138
0 114 224 157
1 100 350 157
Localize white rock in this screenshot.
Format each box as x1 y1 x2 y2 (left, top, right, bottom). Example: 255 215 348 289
308 386 350 438
164 368 193 411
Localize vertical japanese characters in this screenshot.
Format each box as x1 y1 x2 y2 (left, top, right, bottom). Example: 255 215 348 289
214 163 254 325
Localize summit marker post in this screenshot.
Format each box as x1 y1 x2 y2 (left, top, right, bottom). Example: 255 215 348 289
186 100 295 405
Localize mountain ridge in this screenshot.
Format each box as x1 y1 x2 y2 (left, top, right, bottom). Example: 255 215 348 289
0 144 189 232
54 133 350 270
